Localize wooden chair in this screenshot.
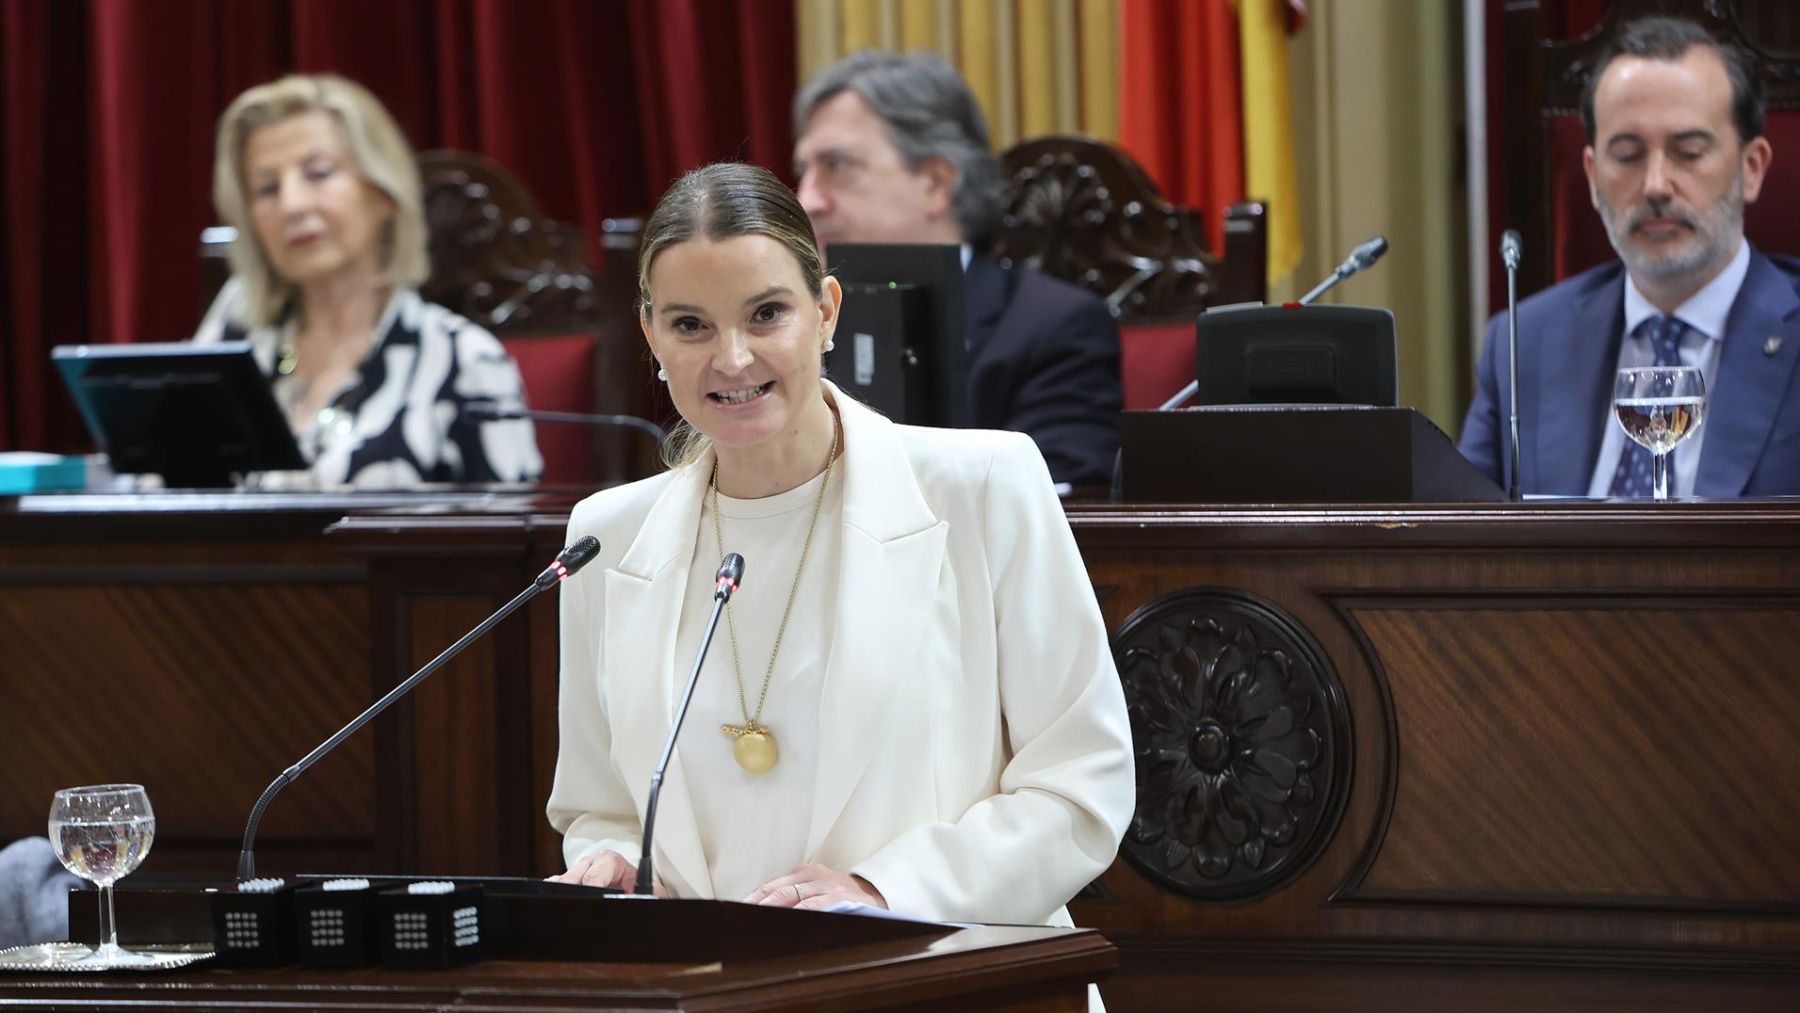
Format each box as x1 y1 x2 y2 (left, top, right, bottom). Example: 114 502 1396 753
1501 0 1800 294
990 135 1269 409
414 151 653 485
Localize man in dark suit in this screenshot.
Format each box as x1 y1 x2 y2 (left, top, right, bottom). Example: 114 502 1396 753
792 51 1122 490
1461 16 1800 497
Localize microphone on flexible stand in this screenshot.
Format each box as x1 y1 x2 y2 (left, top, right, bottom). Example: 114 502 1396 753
1297 235 1390 305
235 535 602 881
635 552 744 897
1500 229 1524 501
464 403 668 450
1158 235 1390 411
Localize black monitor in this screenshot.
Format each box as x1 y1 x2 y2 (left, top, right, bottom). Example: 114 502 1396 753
822 243 968 428
53 341 305 488
1192 304 1398 407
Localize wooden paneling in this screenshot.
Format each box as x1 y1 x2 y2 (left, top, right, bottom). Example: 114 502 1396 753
1061 501 1800 1006
1347 601 1800 909
0 505 373 877
10 494 1800 1008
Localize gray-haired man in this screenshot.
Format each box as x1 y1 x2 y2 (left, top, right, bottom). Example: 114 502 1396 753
793 50 1123 490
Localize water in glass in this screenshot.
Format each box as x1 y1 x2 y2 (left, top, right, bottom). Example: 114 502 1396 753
47 784 156 967
1612 366 1706 501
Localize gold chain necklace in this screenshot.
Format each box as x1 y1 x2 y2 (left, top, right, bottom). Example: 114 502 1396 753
710 411 840 775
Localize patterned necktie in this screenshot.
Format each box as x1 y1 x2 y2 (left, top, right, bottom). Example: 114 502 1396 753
1607 315 1687 498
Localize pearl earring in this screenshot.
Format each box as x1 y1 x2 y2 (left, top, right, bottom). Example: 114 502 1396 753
657 365 669 382
823 339 835 352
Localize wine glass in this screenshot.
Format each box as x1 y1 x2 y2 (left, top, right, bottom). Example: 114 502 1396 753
1613 366 1706 502
47 784 156 967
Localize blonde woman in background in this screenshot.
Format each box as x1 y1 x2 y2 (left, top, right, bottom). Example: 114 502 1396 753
193 73 540 488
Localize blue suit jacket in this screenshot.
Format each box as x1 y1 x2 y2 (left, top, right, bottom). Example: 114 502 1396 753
1460 247 1800 497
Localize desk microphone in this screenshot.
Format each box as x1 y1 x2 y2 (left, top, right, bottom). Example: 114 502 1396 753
635 552 743 896
235 535 602 880
1297 235 1389 305
1159 235 1390 411
1500 228 1524 501
465 403 668 450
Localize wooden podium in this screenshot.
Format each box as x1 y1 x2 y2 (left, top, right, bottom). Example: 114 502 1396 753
17 884 1113 1011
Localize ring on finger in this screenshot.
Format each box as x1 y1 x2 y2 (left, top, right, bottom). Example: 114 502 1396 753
792 883 804 902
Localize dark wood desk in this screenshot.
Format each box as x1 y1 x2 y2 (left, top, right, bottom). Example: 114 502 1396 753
0 490 572 877
1067 500 1800 1010
0 923 1110 1011
6 493 1800 1009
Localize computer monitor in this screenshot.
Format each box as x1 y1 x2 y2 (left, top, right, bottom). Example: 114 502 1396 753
53 341 305 488
1192 304 1398 407
822 243 968 428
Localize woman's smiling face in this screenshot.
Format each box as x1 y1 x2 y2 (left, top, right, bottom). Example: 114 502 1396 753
641 234 840 453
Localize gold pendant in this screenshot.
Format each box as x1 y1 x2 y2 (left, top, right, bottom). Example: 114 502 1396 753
723 722 778 775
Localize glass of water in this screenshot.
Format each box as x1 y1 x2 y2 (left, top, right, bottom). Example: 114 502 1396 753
1613 366 1706 501
47 784 156 966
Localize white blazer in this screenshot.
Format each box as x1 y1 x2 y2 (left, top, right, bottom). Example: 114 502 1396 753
546 385 1134 927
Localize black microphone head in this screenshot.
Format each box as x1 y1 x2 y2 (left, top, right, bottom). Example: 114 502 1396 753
557 536 602 575
720 553 745 584
715 553 745 600
1349 236 1389 271
1500 229 1523 270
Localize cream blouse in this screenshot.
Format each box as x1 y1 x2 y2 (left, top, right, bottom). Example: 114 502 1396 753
673 465 845 902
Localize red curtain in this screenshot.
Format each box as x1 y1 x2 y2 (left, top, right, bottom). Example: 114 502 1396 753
0 0 794 452
1117 0 1243 255
1482 0 1610 312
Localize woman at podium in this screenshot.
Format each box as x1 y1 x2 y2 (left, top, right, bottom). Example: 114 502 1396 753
547 163 1134 931
192 74 540 488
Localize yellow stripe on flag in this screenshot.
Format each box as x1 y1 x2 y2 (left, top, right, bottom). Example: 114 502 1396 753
1239 0 1301 285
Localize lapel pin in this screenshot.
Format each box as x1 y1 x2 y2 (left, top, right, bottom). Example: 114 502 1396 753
1766 336 1784 356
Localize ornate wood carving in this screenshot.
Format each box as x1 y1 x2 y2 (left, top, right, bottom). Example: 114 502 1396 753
1113 588 1350 902
992 135 1268 322
415 150 602 335
1543 0 1800 112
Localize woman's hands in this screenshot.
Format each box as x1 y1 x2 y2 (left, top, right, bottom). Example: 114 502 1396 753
549 850 668 896
743 864 887 911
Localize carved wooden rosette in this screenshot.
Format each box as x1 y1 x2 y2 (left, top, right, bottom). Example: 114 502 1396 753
1113 589 1350 902
991 135 1268 321
416 150 602 335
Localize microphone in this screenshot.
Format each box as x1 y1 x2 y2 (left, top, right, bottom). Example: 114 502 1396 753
1159 236 1391 411
1501 228 1523 500
235 535 602 880
635 552 744 896
1298 235 1389 305
465 403 667 449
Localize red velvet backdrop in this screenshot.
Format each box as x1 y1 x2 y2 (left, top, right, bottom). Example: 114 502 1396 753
1482 0 1608 313
0 0 795 452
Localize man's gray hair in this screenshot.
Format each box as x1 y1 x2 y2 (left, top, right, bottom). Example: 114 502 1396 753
794 50 1005 245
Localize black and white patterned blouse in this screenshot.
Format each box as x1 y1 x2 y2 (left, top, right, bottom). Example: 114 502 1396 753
193 280 542 488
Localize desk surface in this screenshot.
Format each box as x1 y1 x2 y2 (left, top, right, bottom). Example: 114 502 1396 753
0 923 1110 1011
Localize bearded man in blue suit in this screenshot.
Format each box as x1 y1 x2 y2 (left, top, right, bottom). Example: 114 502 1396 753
1461 16 1800 497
